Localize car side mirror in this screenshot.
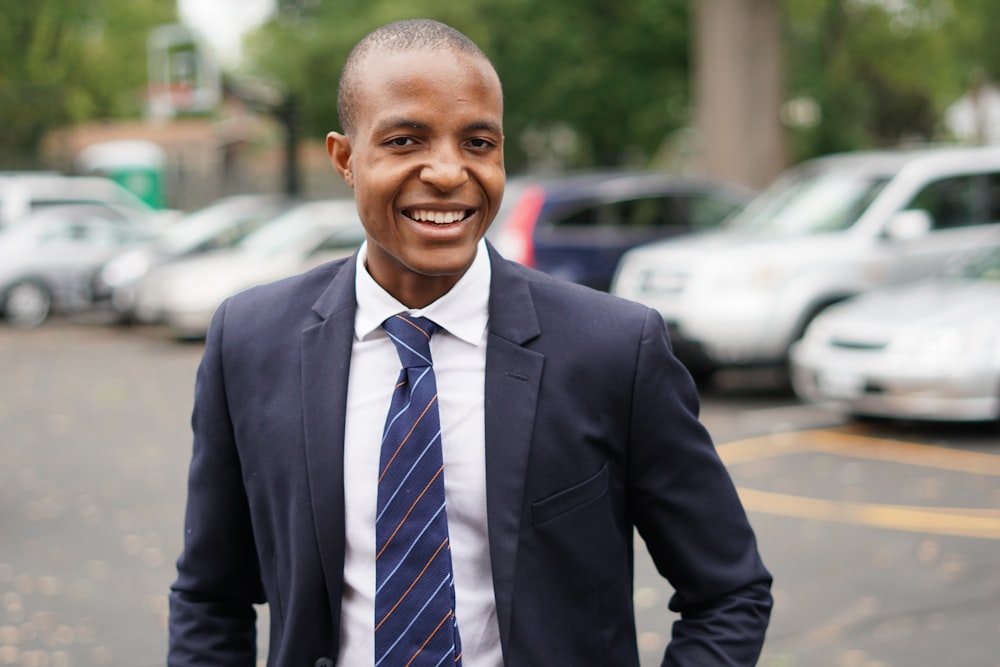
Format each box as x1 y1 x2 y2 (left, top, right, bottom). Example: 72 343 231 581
884 209 931 241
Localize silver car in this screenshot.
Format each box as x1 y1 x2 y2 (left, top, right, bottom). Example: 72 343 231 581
612 146 1000 384
790 246 1000 423
0 205 155 327
95 194 298 319
133 199 365 339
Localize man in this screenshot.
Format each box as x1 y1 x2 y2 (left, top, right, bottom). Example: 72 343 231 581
168 18 772 667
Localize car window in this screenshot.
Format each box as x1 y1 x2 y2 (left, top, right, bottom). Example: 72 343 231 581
905 175 978 229
553 197 668 229
726 168 890 237
984 172 1000 221
688 195 743 230
312 227 366 255
39 220 130 246
36 223 80 245
946 245 1000 279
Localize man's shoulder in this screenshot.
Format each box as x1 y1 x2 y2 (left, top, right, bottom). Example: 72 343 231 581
219 256 353 332
233 256 349 305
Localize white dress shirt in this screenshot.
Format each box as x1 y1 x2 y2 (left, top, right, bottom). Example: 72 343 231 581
337 240 503 666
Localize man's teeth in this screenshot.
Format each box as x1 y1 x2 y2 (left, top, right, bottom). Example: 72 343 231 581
409 210 467 224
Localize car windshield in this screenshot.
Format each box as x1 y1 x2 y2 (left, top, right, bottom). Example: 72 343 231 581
237 202 344 256
725 166 890 238
155 199 276 254
944 245 1000 280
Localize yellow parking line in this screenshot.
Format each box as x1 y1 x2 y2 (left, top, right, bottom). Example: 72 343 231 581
809 429 1000 476
718 429 1000 539
737 488 1000 539
718 429 1000 476
715 432 817 465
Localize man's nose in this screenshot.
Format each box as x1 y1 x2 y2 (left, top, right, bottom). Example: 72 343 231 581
419 145 469 191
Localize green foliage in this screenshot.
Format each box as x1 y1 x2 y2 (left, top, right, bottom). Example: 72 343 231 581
8 0 1000 171
783 0 996 160
0 0 177 160
244 0 691 171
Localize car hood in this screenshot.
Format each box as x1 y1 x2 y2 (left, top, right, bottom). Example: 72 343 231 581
144 250 304 304
813 278 1000 344
623 229 858 270
614 230 865 297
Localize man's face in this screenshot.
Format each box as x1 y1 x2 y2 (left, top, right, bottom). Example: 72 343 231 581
327 47 505 307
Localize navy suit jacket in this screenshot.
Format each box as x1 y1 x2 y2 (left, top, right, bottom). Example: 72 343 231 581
168 245 772 666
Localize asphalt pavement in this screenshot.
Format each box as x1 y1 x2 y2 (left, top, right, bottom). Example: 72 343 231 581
1 322 998 667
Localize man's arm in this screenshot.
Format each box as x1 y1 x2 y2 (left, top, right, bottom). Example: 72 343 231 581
168 301 265 666
627 309 773 666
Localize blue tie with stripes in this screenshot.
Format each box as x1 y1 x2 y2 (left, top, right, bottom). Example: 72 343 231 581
376 314 463 667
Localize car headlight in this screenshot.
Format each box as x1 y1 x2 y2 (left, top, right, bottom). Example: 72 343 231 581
705 263 787 292
101 251 152 288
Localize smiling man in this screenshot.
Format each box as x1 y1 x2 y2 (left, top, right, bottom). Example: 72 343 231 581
168 19 772 667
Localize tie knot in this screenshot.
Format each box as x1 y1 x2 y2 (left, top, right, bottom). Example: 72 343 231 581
383 314 437 369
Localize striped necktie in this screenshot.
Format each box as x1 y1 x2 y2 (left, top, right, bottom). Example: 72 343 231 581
375 313 463 667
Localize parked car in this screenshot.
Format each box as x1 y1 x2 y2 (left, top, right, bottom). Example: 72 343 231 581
133 199 365 339
611 146 1000 383
790 245 1000 423
0 172 173 228
487 171 753 291
0 205 156 327
94 193 299 320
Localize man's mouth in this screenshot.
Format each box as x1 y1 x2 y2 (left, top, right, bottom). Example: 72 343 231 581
403 209 474 224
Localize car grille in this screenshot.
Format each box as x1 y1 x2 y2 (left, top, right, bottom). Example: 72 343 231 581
640 268 689 294
829 338 887 350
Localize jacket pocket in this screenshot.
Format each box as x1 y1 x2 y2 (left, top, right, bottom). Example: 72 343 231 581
531 463 609 525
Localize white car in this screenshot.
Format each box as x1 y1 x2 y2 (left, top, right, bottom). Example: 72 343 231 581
611 146 1000 383
95 194 297 319
133 199 364 339
790 246 1000 423
0 172 173 228
0 205 155 327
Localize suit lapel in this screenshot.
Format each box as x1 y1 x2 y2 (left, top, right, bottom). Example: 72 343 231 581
301 257 357 612
297 248 543 652
484 246 543 650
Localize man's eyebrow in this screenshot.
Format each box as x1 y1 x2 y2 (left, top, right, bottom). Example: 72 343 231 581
372 117 430 134
464 120 503 135
372 118 502 135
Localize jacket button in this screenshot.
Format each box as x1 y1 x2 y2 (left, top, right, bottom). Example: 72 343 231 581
314 659 335 667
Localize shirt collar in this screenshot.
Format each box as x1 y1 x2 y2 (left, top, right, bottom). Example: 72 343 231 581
354 239 491 345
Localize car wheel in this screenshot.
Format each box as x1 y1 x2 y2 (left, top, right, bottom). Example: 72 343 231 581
3 279 52 328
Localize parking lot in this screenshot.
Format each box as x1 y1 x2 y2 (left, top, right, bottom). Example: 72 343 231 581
1 322 998 666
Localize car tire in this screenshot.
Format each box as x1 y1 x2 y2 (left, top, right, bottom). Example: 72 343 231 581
2 279 52 328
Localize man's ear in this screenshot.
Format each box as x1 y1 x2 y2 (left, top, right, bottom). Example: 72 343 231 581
326 131 353 188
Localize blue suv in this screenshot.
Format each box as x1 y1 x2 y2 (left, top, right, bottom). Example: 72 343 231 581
488 171 753 291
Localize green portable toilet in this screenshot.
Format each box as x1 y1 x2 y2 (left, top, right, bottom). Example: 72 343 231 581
77 140 167 209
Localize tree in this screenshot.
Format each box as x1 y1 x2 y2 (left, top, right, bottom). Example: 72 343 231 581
243 0 691 172
782 0 992 160
0 0 177 165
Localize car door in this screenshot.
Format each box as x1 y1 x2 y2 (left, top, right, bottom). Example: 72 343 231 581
882 172 1000 284
53 218 146 307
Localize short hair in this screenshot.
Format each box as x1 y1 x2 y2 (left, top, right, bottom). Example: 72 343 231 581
336 19 496 135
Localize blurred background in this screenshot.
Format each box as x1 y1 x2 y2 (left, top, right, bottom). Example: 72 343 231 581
2 1 1000 666
5 0 1000 207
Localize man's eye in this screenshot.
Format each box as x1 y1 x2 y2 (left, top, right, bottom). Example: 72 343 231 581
467 138 493 149
388 137 414 147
